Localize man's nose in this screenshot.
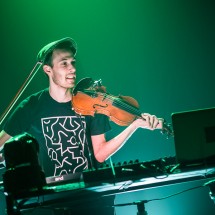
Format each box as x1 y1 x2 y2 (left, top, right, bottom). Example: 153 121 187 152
69 64 76 72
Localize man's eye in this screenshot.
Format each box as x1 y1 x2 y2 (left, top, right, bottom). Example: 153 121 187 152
62 62 67 66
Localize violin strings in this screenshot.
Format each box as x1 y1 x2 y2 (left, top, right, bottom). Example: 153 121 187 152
80 90 141 116
84 90 172 135
97 93 142 117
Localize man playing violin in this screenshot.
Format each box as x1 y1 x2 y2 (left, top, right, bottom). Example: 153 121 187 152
0 37 163 215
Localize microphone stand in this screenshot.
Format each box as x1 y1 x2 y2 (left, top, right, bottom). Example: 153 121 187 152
0 62 42 126
136 201 148 215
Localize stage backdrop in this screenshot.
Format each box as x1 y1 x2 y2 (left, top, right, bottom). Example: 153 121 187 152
0 1 214 215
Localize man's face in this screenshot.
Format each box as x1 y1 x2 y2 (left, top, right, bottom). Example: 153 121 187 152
47 49 76 89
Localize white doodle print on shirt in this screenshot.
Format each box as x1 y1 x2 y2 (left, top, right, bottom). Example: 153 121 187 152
41 116 88 176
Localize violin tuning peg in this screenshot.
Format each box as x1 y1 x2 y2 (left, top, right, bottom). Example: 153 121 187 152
98 79 102 86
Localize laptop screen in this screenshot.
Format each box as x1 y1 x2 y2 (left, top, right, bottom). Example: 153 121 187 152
171 107 215 166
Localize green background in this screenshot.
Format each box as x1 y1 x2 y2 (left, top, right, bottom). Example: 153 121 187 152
0 0 214 214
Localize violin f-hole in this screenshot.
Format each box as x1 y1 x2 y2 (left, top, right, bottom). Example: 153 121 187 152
93 103 108 109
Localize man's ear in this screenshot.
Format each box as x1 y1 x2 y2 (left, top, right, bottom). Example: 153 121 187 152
43 65 52 75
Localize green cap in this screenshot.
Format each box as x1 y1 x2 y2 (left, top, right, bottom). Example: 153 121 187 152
37 37 77 63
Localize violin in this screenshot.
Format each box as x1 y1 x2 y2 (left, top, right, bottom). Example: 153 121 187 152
71 77 173 138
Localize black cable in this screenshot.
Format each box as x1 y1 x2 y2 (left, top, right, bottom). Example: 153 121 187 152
114 184 206 208
145 185 204 203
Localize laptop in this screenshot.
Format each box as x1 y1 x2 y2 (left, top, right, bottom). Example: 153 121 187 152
171 107 215 167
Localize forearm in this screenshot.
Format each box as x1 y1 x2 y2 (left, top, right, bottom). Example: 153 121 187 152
0 130 11 149
0 130 12 162
93 114 163 163
94 122 138 162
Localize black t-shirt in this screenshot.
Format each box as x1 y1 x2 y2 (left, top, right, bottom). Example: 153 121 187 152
3 88 111 177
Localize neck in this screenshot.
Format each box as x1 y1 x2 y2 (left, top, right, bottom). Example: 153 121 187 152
49 87 72 103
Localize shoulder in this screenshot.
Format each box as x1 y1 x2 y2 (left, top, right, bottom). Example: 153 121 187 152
16 88 49 111
21 88 49 105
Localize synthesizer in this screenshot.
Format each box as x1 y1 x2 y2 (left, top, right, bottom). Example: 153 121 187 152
45 156 177 186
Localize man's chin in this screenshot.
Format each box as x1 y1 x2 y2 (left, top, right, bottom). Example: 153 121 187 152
67 80 76 87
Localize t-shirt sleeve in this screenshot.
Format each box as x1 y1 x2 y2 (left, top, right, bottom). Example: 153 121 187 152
3 98 34 136
89 114 111 136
